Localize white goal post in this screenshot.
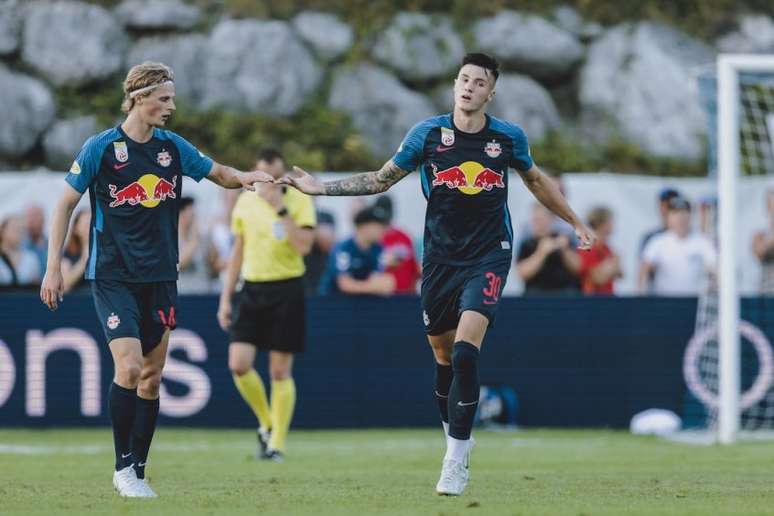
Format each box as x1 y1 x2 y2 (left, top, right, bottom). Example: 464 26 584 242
717 54 774 444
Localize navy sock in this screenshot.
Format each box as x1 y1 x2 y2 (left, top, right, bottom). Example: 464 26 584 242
109 382 137 471
132 395 160 480
448 342 480 440
434 363 453 424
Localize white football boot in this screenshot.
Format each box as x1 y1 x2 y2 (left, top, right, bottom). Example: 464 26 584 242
112 465 156 498
435 437 475 496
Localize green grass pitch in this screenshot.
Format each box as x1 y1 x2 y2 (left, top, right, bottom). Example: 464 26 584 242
1 428 773 515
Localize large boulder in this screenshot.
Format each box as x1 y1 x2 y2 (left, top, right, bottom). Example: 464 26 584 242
115 0 201 30
0 65 55 157
201 19 322 116
552 5 602 41
0 0 21 56
717 15 774 54
371 12 465 81
22 1 127 87
292 11 353 61
329 64 435 160
579 22 714 160
43 116 98 170
473 10 584 79
432 74 560 141
127 34 208 105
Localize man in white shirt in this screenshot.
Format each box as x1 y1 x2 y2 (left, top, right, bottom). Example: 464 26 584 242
639 197 716 296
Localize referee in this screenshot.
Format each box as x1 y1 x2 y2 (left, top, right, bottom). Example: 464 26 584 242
217 149 316 462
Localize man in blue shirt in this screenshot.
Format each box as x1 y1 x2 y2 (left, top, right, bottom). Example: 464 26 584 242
319 205 395 296
283 53 596 496
39 62 272 498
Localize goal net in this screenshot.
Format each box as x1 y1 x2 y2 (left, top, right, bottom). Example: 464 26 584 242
680 55 774 444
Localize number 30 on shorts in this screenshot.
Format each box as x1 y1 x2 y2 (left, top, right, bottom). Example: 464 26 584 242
482 272 502 305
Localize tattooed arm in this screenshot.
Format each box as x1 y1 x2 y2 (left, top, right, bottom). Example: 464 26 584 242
279 160 411 196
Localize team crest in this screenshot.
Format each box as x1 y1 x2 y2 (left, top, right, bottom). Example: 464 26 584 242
440 127 455 147
107 312 120 330
423 310 430 326
113 142 128 163
485 140 502 158
156 150 172 167
69 161 81 174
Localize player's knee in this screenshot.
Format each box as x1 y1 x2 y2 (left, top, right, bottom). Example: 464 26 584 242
269 365 291 381
138 368 162 397
116 362 142 387
428 341 452 364
229 359 251 377
451 342 479 372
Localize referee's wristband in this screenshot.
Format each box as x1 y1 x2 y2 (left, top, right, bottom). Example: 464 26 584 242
276 206 289 218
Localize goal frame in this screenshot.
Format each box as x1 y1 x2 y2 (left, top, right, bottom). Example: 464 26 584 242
717 54 774 444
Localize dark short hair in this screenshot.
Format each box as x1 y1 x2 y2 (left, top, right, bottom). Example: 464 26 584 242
180 196 195 210
461 53 499 82
257 148 284 164
354 206 390 226
373 195 394 223
658 188 680 202
668 196 691 211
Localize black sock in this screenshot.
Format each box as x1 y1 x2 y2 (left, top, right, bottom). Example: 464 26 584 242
448 341 480 440
434 363 453 424
132 395 160 480
109 382 137 471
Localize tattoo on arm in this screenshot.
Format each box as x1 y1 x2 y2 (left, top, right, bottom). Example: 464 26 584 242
323 161 410 196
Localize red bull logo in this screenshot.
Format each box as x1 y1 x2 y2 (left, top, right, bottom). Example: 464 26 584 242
109 174 177 208
431 161 504 195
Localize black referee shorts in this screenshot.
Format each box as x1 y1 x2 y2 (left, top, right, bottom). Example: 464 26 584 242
229 277 306 353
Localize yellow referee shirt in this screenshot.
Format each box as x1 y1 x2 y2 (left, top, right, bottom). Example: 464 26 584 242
231 187 316 282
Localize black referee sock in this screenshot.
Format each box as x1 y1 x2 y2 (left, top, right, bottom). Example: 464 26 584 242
109 382 137 471
434 363 453 424
448 341 480 440
132 395 160 480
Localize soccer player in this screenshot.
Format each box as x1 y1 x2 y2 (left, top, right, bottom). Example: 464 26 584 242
281 52 596 496
217 149 316 462
39 62 273 498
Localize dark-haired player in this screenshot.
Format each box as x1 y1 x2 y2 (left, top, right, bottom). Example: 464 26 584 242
40 62 273 498
282 53 596 496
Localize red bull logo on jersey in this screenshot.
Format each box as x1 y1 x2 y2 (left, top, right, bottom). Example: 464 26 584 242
109 174 177 208
431 161 504 195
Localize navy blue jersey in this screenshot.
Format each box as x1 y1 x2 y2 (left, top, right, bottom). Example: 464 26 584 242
392 113 532 266
65 126 213 282
319 238 384 295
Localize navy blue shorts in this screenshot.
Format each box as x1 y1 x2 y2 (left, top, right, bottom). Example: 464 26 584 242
420 253 511 336
90 280 177 355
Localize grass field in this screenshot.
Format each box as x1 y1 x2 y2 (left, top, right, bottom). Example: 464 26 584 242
1 428 773 515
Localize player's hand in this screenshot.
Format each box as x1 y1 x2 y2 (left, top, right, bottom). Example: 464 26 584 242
574 224 597 251
240 170 274 191
217 299 232 331
40 267 64 311
277 166 325 195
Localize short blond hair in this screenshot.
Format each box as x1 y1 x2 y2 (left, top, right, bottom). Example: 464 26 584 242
587 206 612 230
121 62 174 113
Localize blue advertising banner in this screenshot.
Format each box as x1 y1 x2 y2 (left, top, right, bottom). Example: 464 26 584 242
1 293 771 428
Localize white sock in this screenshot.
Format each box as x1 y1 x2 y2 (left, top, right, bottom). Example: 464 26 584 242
444 436 470 463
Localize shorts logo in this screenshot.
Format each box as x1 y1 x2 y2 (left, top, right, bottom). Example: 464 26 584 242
440 127 455 147
484 140 502 158
423 310 430 326
157 150 172 167
113 142 129 163
107 313 120 330
69 161 81 174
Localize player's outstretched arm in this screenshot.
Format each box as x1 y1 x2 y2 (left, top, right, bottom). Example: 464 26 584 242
206 162 274 190
40 185 82 310
279 160 411 196
519 164 596 250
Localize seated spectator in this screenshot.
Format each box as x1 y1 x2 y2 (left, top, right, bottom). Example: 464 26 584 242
516 203 580 295
579 206 621 295
639 196 716 296
304 209 336 296
0 214 41 288
319 206 395 296
178 197 211 294
23 203 47 277
374 195 420 295
61 209 91 293
752 188 774 293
